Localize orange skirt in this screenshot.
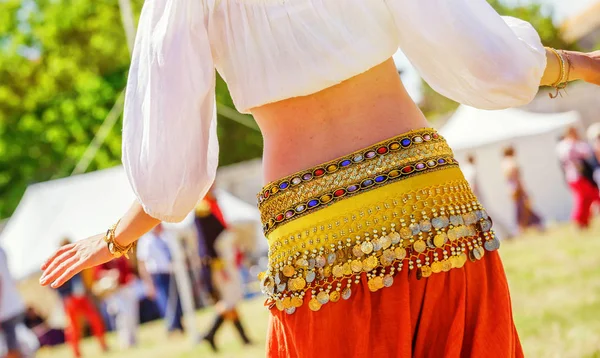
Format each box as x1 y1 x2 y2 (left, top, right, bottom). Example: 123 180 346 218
267 250 522 357
258 129 522 357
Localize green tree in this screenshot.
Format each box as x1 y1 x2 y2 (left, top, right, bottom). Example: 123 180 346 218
419 0 578 120
0 0 261 219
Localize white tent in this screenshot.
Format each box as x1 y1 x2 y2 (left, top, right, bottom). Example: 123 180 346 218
0 166 265 281
440 106 581 237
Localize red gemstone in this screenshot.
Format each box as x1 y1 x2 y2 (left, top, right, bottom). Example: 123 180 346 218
314 168 325 176
402 166 413 174
377 147 388 154
432 133 439 139
276 214 284 221
334 189 345 197
264 191 270 198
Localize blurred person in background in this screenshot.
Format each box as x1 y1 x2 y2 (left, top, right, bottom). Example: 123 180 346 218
41 1 600 356
94 256 138 349
557 127 600 229
137 224 184 334
55 239 108 358
194 189 252 352
586 123 600 187
464 154 515 239
23 306 65 348
0 246 26 358
502 147 544 234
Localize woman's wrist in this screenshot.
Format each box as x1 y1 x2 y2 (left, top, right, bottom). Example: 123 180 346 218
564 51 590 82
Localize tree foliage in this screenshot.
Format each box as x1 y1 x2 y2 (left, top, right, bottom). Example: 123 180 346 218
0 0 261 219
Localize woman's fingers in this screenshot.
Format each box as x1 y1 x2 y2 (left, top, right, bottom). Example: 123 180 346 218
41 244 75 270
40 249 77 286
41 255 80 288
51 259 84 288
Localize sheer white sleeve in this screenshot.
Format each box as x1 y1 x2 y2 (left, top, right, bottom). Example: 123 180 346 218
122 0 218 222
386 0 547 110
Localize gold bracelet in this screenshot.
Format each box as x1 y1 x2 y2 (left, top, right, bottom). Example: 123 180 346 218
546 47 569 98
104 220 135 259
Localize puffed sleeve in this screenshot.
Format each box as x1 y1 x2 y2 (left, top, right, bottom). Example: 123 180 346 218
122 0 218 222
385 0 547 109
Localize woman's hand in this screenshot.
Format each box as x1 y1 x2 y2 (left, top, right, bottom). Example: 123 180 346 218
40 234 112 288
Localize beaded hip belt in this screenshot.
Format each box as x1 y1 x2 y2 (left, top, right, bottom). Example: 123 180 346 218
257 128 500 314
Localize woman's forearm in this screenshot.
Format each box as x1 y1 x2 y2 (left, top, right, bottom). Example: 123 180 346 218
541 49 591 86
114 201 161 247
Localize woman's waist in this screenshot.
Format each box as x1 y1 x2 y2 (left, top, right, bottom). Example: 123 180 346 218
258 128 458 232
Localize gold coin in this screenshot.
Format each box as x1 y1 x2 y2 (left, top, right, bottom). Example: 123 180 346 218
447 228 459 241
395 247 407 260
421 265 433 277
361 241 374 255
287 278 297 291
368 279 378 292
283 265 296 277
389 231 401 244
363 256 378 272
294 277 306 290
329 291 341 303
442 260 452 272
400 227 413 240
478 246 485 259
342 288 352 300
342 262 352 275
413 239 427 253
380 235 392 249
275 300 284 311
332 265 344 278
450 256 460 268
317 291 330 305
431 261 443 273
295 258 309 267
351 260 363 273
323 266 332 278
308 298 322 312
434 233 447 248
291 296 303 308
352 245 364 258
374 276 385 290
459 253 468 267
282 297 293 309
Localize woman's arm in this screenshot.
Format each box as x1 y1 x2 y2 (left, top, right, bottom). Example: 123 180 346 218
541 49 600 86
40 201 159 288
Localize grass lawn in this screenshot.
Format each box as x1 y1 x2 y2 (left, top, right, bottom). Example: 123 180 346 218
38 223 600 358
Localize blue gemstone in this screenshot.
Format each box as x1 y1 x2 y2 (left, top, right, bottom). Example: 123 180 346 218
279 182 289 190
375 175 386 183
438 159 446 164
401 138 412 147
347 185 359 192
362 179 374 187
341 160 352 167
308 200 319 208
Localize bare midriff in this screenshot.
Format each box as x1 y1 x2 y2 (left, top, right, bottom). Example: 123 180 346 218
250 58 429 183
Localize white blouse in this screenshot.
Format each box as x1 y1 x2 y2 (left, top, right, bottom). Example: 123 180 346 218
122 0 547 222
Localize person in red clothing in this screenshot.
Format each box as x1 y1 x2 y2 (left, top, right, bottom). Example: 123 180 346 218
195 186 252 352
94 257 138 349
56 239 108 358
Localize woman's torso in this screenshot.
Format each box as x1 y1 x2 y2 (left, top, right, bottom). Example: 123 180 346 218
251 59 428 182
